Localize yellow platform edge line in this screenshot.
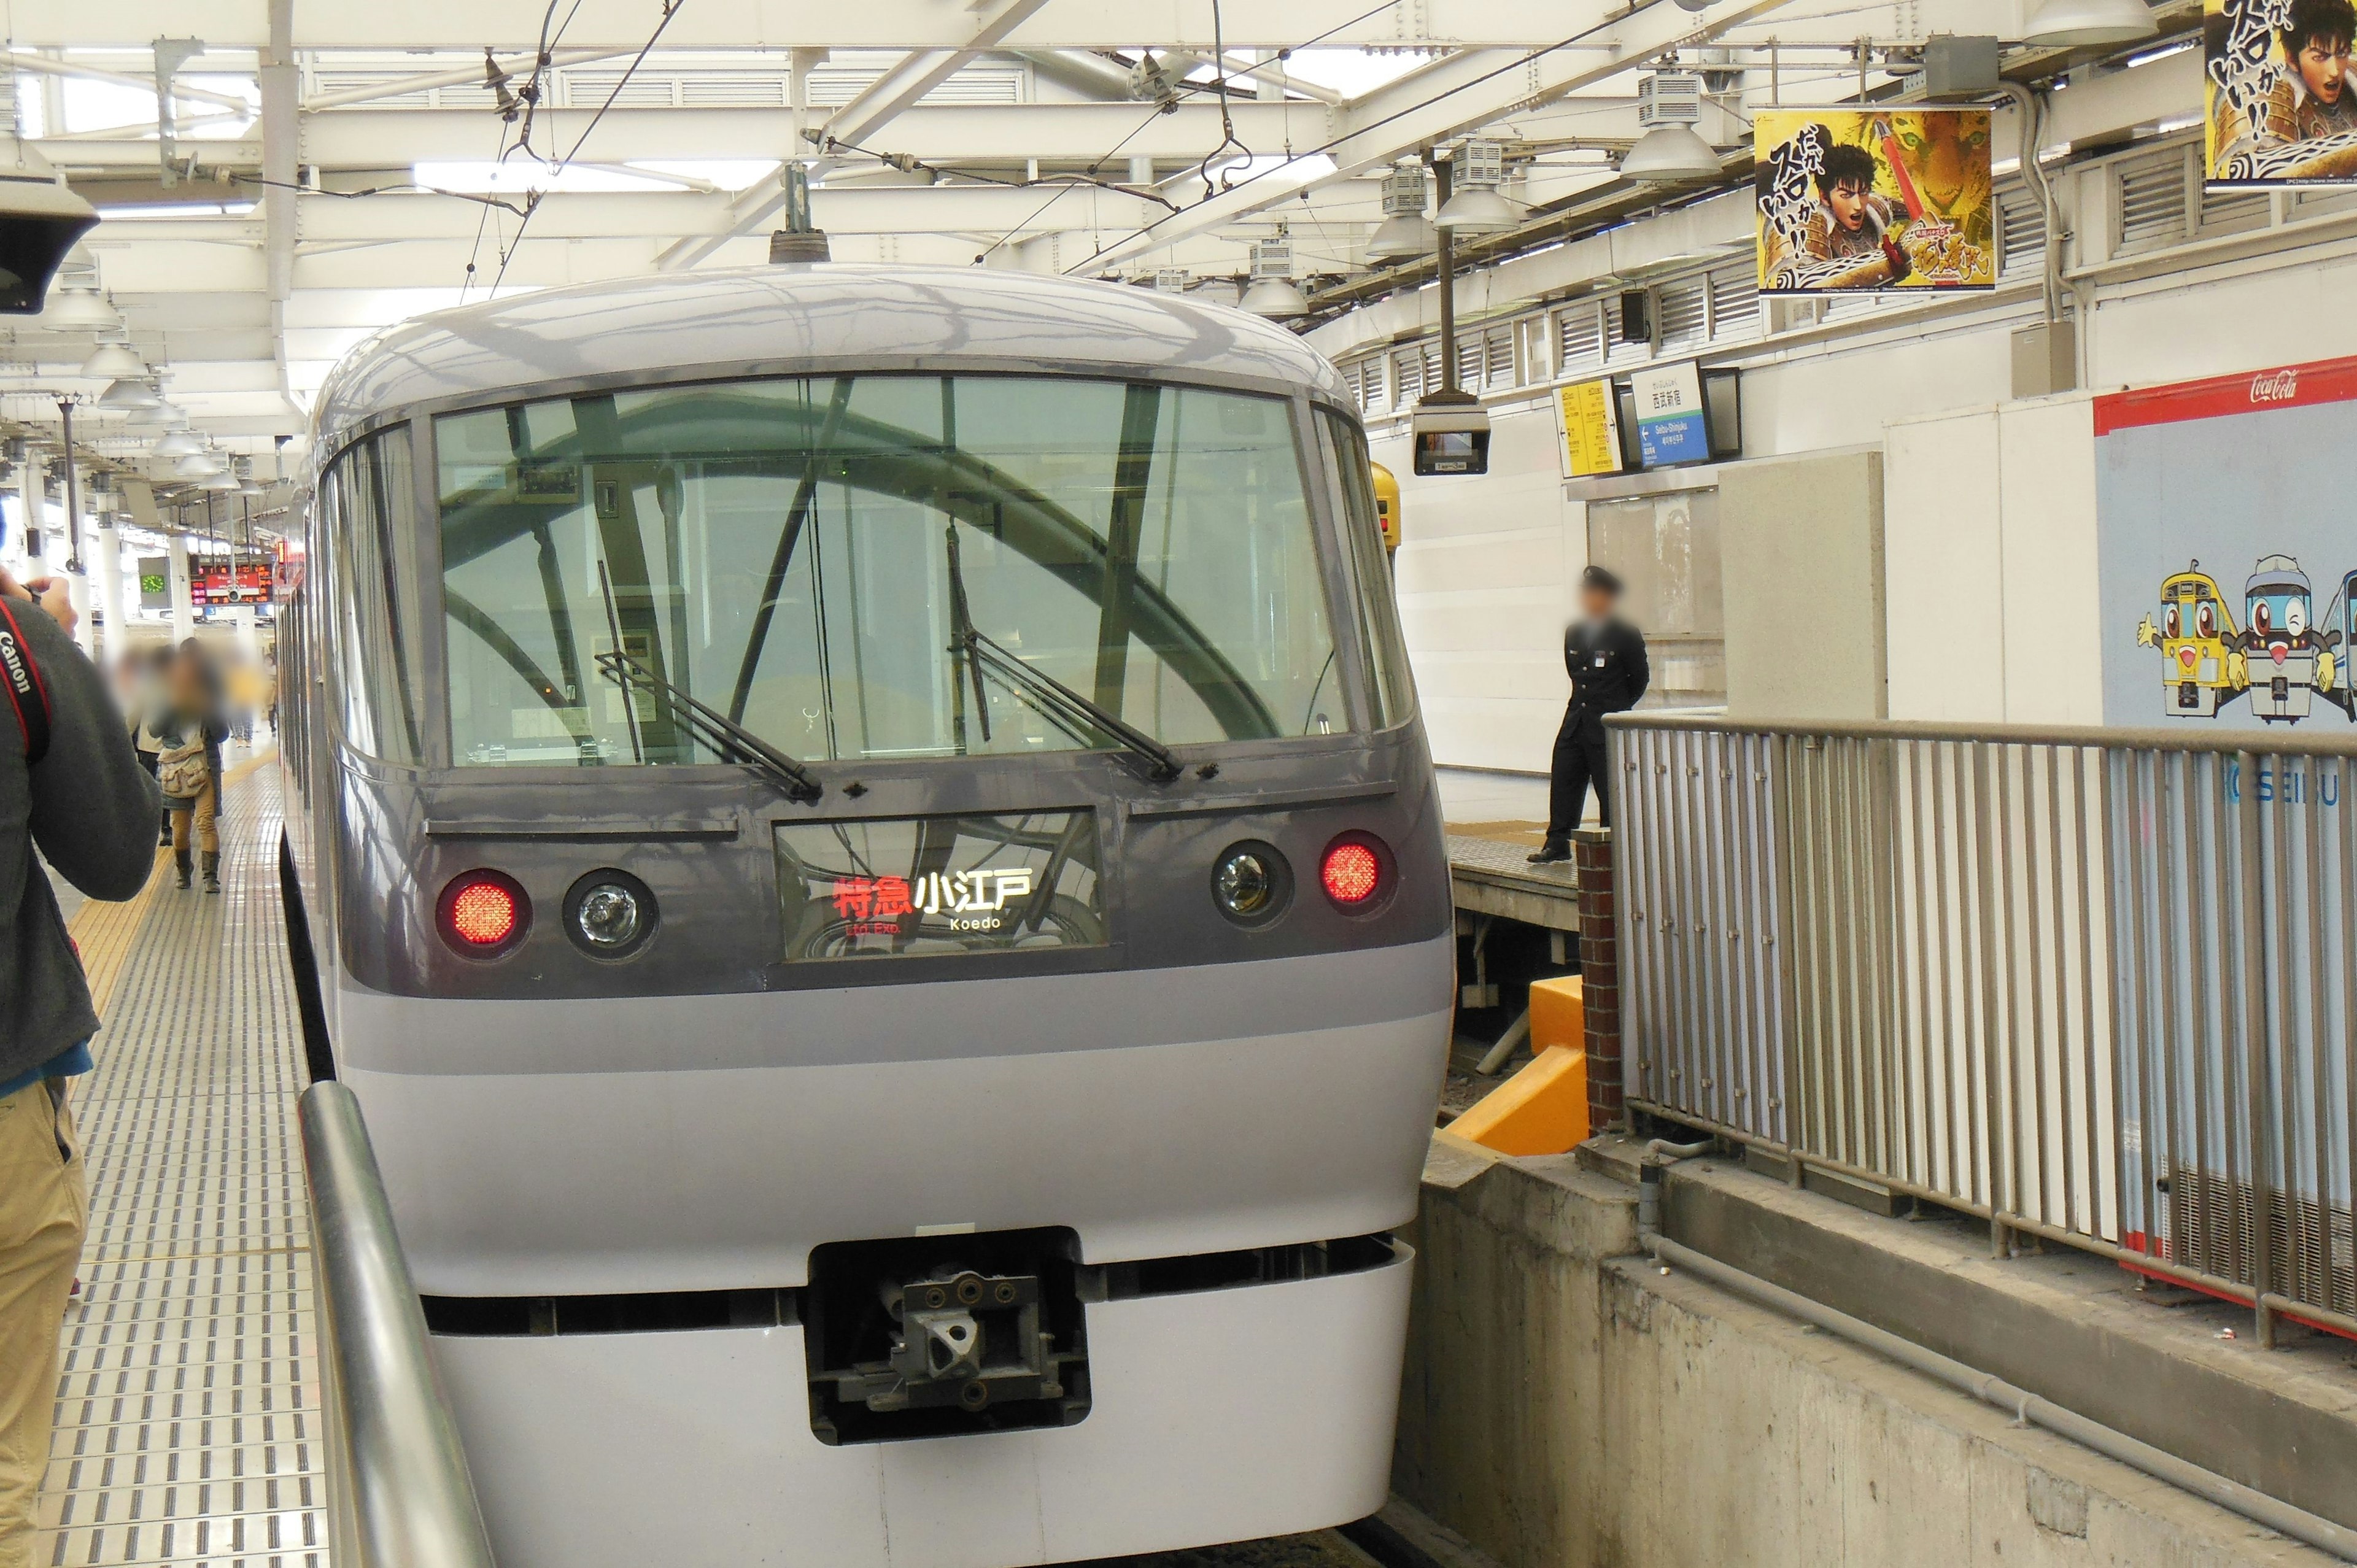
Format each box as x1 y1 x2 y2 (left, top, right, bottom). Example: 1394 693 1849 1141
69 747 278 1016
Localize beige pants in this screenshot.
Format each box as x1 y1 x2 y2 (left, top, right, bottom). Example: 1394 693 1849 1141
0 1083 85 1568
169 778 219 856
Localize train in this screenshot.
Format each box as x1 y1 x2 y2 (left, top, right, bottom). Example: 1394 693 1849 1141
274 263 1455 1567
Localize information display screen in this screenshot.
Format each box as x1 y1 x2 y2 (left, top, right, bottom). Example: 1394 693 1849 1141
773 810 1105 962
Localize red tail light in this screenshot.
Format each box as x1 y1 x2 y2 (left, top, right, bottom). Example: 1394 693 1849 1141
438 871 530 957
1320 837 1385 907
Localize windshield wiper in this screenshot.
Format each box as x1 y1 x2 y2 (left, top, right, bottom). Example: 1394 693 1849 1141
943 524 1185 784
594 649 825 805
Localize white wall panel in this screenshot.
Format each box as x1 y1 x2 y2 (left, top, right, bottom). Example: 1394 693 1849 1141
1995 396 2102 724
1886 407 2004 723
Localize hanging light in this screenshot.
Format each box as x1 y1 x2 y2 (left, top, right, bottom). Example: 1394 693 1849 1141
1434 140 1522 232
80 340 147 379
97 377 163 410
2021 0 2156 45
152 427 207 458
127 400 186 430
1364 161 1438 263
43 287 117 330
1621 73 1723 183
196 468 240 492
174 450 228 479
1238 235 1308 319
236 460 263 496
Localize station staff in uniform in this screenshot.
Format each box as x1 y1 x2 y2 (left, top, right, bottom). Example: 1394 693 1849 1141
1531 565 1649 864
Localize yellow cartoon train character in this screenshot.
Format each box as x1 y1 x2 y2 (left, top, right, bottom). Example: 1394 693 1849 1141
2137 562 2246 718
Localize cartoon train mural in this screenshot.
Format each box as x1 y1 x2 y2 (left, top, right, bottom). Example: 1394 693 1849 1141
2137 555 2347 722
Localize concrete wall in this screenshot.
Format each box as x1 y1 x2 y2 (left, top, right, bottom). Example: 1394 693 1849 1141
1395 1135 2340 1568
1719 450 1887 722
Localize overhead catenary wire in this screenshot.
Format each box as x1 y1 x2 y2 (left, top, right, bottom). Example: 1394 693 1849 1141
489 0 686 295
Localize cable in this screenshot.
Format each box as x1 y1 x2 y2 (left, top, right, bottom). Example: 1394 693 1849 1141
1195 0 1249 195
1075 0 1717 271
489 0 686 295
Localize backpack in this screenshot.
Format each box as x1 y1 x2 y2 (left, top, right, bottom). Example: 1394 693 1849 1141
0 597 52 765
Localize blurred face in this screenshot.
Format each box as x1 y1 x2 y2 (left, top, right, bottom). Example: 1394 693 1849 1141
1827 177 1870 233
1580 584 1617 622
2297 34 2351 102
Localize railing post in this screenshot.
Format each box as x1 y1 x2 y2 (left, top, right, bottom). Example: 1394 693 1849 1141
1576 826 1624 1134
2234 749 2277 1348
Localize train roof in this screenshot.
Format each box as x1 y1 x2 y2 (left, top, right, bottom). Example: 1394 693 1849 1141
311 264 1348 447
2247 552 2311 594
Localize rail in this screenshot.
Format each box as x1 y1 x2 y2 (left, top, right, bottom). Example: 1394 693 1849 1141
299 1081 500 1567
1608 712 2357 1345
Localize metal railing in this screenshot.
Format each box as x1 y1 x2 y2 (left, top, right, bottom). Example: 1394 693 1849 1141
1610 713 2357 1345
300 1081 500 1567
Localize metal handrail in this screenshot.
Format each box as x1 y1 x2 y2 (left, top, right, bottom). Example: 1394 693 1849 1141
1610 709 2357 759
300 1081 500 1568
1608 714 2357 1347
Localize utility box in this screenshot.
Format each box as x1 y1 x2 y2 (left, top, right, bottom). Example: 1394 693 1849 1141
2011 319 2078 398
1922 35 2001 100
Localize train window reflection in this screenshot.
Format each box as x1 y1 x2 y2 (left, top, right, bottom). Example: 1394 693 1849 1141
435 376 1341 768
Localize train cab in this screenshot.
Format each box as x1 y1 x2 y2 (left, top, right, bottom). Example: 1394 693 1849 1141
2244 554 2321 722
2151 563 2240 717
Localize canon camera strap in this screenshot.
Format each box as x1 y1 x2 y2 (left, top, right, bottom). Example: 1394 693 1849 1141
0 597 53 765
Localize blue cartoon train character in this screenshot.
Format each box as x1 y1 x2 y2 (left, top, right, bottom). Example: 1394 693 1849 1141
2241 555 2336 722
2137 562 2246 717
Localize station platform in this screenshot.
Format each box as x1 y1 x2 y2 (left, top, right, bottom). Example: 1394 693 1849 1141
36 750 324 1568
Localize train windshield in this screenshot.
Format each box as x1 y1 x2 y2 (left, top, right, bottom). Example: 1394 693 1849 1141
435 375 1346 768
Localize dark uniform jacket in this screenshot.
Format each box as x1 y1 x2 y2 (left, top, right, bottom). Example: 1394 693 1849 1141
1560 617 1651 745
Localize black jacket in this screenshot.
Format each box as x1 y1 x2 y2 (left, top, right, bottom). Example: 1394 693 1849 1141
1560 616 1650 744
0 602 167 1084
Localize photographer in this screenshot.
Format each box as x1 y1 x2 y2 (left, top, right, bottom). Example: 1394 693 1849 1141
0 568 163 1567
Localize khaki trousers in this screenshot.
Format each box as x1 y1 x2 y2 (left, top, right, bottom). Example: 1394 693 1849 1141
169 778 219 856
0 1084 86 1568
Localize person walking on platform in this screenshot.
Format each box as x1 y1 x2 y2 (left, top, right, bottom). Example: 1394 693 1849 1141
0 568 163 1568
1530 565 1649 864
153 642 229 895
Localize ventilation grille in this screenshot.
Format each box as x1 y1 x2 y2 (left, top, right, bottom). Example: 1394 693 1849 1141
2117 150 2190 248
1557 301 1606 373
2168 1164 2357 1319
1998 183 2045 277
1657 276 1708 349
1708 266 1758 339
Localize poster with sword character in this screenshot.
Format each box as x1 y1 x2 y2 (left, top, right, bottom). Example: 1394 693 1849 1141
1754 108 1996 292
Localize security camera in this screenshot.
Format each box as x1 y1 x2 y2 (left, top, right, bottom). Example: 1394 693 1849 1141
0 141 97 314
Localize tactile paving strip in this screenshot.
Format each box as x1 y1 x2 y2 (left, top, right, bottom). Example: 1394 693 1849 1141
39 760 327 1568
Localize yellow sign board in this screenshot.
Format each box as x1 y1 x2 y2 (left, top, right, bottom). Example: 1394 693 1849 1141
1557 379 1622 478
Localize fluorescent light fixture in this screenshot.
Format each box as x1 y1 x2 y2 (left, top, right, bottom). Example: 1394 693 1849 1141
2022 0 2157 47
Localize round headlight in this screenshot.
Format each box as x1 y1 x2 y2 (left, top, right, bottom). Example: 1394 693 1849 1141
1210 840 1292 927
563 869 658 959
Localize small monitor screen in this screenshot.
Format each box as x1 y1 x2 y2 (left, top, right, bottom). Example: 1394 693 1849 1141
1413 427 1491 476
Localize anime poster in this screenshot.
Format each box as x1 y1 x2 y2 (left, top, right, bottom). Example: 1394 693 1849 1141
2097 355 2357 727
2206 0 2357 184
1754 109 1995 293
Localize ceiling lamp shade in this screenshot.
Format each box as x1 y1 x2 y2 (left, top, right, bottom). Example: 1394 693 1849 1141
173 450 228 479
1365 161 1436 262
152 427 207 458
81 341 147 379
1239 235 1307 319
196 468 240 491
43 287 117 330
2022 0 2156 45
1623 72 1723 183
0 128 98 314
1434 139 1521 231
126 400 185 430
97 377 162 410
